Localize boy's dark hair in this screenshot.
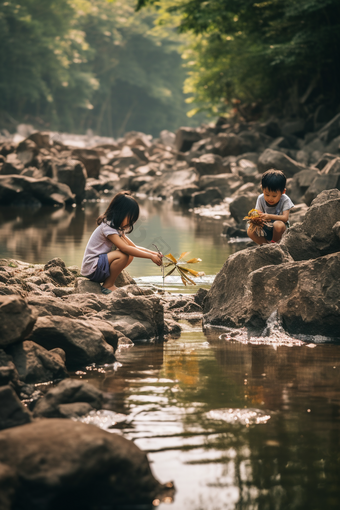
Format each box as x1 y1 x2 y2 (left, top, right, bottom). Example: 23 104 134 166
261 169 286 192
97 191 139 233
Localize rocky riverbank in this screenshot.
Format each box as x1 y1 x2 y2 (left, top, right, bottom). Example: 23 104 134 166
1 112 340 236
0 257 204 509
1 112 340 508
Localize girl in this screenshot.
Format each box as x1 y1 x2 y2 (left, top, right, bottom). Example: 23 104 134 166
81 191 163 294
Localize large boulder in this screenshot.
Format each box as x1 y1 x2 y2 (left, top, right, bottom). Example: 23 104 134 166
303 174 340 205
318 112 340 143
0 175 75 207
203 244 292 327
98 287 165 341
27 131 50 149
16 139 39 166
190 187 223 207
0 385 32 431
33 379 104 418
56 160 87 203
0 153 24 175
213 133 250 157
229 193 259 224
248 252 340 335
192 153 224 175
6 341 68 384
28 316 116 368
71 148 101 179
175 127 201 152
0 296 37 348
257 149 307 178
0 419 167 509
199 173 242 197
281 189 340 260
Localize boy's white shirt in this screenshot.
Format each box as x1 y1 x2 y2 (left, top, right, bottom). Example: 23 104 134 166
255 193 294 217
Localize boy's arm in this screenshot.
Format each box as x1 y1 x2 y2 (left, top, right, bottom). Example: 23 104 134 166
259 209 292 223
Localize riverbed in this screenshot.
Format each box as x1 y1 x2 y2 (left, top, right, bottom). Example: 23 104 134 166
1 199 340 510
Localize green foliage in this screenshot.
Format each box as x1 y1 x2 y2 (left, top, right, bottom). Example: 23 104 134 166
0 0 201 136
138 0 340 116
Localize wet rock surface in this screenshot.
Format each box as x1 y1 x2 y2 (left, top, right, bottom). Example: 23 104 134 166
204 190 340 336
1 109 340 233
0 419 168 509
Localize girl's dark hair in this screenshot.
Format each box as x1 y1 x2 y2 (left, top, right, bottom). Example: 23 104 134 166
261 169 286 192
97 191 139 233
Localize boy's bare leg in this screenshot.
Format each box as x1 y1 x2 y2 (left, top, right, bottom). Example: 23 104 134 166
103 251 130 290
272 221 286 242
247 228 270 245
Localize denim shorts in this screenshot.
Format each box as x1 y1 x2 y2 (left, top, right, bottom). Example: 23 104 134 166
263 221 290 242
87 253 110 283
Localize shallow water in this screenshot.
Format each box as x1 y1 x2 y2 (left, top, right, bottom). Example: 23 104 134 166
1 199 340 509
0 198 243 291
77 322 340 510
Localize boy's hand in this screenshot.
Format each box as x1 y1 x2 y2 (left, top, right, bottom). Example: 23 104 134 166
259 212 270 221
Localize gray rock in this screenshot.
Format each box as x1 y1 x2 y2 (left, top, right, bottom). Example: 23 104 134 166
28 316 115 368
6 341 68 384
0 461 17 510
0 153 24 175
213 133 248 157
71 148 101 179
229 193 259 224
0 419 166 508
257 149 307 178
160 130 175 147
333 221 340 239
192 153 224 175
199 173 242 196
0 385 32 431
16 139 39 166
0 296 37 348
203 244 292 328
172 185 200 205
190 187 223 207
56 159 87 203
175 127 201 152
318 112 340 143
27 131 50 149
249 252 340 335
321 157 340 175
303 174 340 205
0 175 75 207
33 379 104 418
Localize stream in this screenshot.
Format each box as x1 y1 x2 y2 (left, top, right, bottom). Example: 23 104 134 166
1 198 340 509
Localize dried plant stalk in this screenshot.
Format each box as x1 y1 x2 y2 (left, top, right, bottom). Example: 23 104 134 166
163 251 205 286
243 209 271 237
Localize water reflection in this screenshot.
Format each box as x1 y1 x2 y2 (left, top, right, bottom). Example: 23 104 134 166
74 325 340 510
0 198 244 281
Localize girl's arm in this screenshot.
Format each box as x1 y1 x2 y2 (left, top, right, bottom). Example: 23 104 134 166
121 234 161 255
259 210 291 222
107 234 162 265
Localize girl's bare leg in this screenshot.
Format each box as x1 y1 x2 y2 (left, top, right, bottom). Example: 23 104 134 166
247 228 269 245
103 251 133 291
272 221 286 242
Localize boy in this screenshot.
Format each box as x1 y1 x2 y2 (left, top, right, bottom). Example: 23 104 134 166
247 169 294 244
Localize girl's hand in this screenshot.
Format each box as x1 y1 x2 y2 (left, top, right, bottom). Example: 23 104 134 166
151 253 163 266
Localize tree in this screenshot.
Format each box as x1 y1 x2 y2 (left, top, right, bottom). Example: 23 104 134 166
136 0 340 117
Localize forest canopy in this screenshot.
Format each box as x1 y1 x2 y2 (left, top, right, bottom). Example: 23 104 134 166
137 0 340 118
0 0 199 136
